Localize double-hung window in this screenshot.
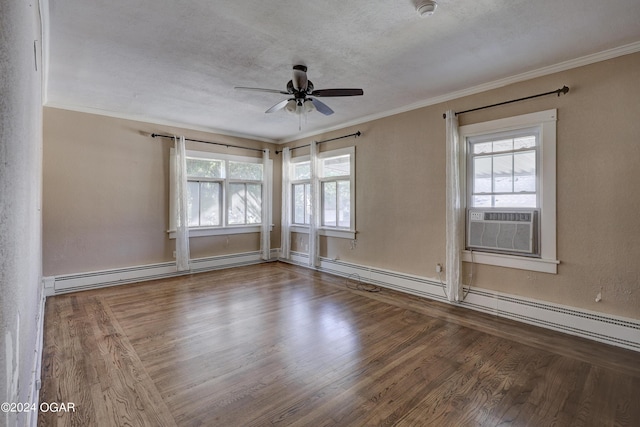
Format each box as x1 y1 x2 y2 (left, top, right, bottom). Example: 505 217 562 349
289 147 355 238
459 109 558 273
468 128 538 209
171 150 271 237
291 159 311 226
319 151 352 229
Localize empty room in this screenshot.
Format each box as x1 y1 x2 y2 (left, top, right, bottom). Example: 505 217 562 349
2 0 640 426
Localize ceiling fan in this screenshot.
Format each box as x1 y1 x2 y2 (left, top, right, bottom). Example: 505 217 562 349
235 65 364 116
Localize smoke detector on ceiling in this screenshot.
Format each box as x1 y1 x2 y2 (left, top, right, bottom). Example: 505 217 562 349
414 0 438 17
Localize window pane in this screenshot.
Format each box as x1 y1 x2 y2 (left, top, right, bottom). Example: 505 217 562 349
472 195 491 207
493 154 513 193
187 181 200 226
229 161 262 180
321 155 350 177
494 194 537 208
514 151 536 192
514 135 536 149
228 183 246 225
247 184 262 224
293 162 310 180
187 158 223 178
322 181 337 227
200 182 220 226
293 184 305 224
337 181 351 228
473 142 492 154
492 139 513 153
305 184 311 225
473 157 492 193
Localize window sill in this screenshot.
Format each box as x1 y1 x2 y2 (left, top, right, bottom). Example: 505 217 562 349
462 250 559 274
290 226 356 240
168 225 272 239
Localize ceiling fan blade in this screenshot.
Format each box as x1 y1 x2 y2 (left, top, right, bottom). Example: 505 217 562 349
235 87 289 95
311 88 364 97
265 99 290 113
310 98 334 115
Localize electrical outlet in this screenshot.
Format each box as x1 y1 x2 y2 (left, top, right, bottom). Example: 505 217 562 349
173 251 176 258
436 263 442 273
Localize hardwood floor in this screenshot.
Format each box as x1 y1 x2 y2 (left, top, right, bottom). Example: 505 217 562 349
39 262 640 426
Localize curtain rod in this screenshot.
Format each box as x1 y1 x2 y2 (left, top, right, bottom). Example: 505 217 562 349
275 131 361 154
443 85 569 119
150 133 266 153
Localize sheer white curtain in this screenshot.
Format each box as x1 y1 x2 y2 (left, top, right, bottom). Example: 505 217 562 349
260 149 272 261
308 142 320 268
280 147 292 260
445 111 463 302
174 136 191 272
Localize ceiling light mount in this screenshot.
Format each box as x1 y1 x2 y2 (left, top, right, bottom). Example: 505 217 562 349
413 0 438 17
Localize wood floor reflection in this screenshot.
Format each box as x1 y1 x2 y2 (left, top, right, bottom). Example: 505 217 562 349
39 262 640 426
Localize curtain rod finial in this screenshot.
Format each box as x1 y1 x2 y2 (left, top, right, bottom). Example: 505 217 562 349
559 86 570 96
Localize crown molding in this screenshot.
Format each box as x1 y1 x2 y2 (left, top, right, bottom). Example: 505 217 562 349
42 102 279 144
279 41 640 144
43 41 640 145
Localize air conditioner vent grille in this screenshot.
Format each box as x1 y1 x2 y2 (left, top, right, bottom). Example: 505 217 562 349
467 209 539 256
484 212 532 222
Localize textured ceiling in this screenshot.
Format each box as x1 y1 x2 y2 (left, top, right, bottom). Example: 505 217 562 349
45 0 640 142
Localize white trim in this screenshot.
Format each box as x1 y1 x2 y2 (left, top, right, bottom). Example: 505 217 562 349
283 253 640 352
319 228 356 239
42 102 279 143
168 225 273 239
278 41 640 143
462 250 559 274
460 109 558 272
42 251 276 295
26 287 47 427
289 225 356 240
38 0 50 106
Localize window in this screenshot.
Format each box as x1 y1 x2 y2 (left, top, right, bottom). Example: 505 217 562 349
291 160 311 225
289 147 355 239
468 128 538 209
170 150 271 237
459 109 558 273
319 153 352 228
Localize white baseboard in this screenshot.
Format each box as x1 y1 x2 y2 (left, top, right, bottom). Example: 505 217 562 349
284 251 640 352
41 250 639 352
42 250 279 296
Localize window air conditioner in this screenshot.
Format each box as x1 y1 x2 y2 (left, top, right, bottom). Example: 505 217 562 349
467 209 539 256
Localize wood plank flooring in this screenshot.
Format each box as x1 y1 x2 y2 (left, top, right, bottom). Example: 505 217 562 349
39 262 640 426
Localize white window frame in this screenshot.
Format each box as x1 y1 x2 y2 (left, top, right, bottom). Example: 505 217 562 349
459 109 559 274
169 149 273 238
289 147 356 239
290 155 311 228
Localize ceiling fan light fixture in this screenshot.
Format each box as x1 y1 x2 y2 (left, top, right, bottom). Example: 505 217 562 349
285 99 297 114
303 99 315 113
414 0 437 17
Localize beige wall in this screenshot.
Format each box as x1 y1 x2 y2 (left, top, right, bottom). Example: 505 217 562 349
284 52 640 319
43 109 280 276
43 52 640 320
